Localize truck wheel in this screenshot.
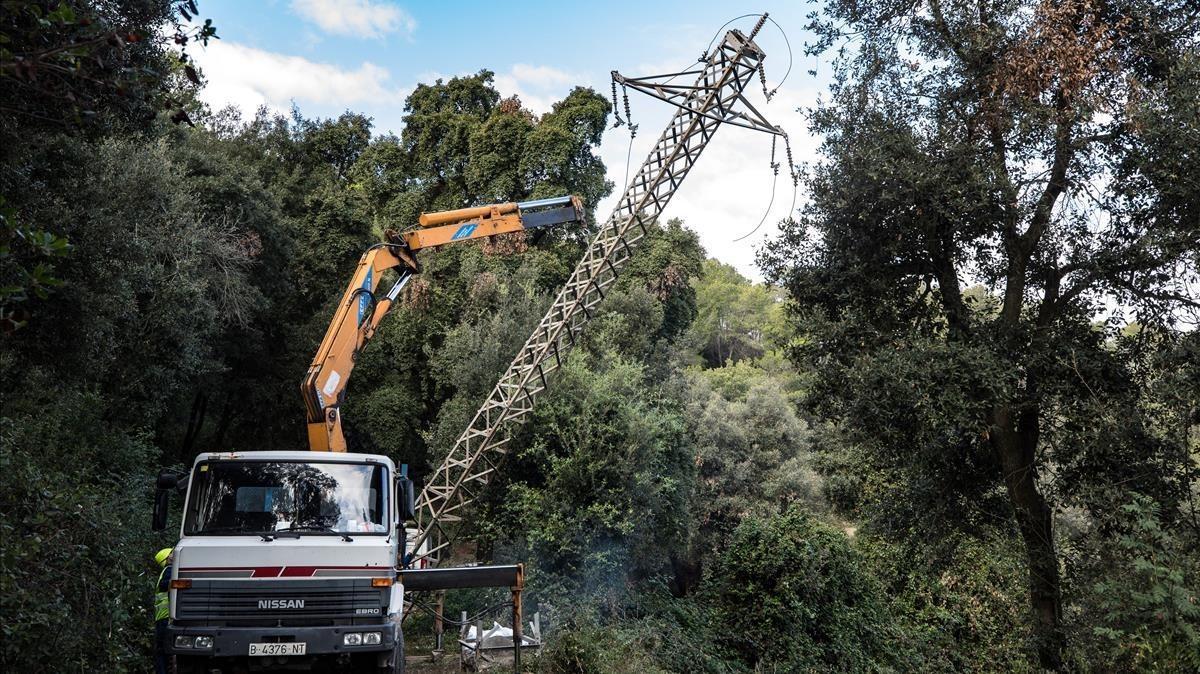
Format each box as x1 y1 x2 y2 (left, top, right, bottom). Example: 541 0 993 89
379 631 404 674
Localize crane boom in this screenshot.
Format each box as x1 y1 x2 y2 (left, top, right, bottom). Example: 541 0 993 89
411 22 782 565
302 196 585 453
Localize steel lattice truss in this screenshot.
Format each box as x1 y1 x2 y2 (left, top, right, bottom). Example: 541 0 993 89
410 24 777 566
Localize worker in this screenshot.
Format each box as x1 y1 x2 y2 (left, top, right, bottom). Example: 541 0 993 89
153 547 172 674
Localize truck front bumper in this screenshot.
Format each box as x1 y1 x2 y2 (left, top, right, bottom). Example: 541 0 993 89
167 622 397 658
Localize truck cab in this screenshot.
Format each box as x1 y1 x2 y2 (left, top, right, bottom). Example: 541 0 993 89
155 451 412 673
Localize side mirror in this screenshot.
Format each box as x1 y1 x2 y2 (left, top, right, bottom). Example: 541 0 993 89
398 477 415 522
152 470 186 532
152 488 170 531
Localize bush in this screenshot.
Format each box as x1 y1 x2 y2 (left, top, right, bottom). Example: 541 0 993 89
703 507 902 671
492 356 693 606
1077 494 1200 672
534 598 733 674
0 378 168 671
858 531 1036 672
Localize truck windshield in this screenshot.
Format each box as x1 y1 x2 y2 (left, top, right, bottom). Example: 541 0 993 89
183 461 388 536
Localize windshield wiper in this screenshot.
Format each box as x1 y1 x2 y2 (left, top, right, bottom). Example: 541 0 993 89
281 523 353 541
260 531 302 541
199 525 273 536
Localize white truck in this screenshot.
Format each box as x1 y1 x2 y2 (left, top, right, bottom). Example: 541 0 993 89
153 451 415 673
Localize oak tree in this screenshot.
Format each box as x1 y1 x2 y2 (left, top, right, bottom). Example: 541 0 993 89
762 0 1199 667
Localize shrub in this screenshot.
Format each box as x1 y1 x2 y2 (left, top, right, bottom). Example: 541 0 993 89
703 507 902 671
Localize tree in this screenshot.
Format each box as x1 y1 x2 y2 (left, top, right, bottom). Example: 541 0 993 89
0 0 215 135
672 363 818 595
490 356 694 605
1 0 217 331
0 133 261 670
761 0 1199 667
687 259 789 367
386 71 611 228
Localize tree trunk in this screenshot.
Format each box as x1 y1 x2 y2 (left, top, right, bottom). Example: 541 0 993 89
991 403 1064 670
180 391 208 460
669 550 702 597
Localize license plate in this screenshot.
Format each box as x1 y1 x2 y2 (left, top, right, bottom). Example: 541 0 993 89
248 642 307 656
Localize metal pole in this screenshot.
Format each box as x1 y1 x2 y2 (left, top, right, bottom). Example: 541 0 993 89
475 616 483 669
460 610 468 669
512 587 523 672
433 590 445 658
410 26 774 566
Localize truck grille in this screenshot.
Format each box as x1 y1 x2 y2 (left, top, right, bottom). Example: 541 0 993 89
175 579 387 627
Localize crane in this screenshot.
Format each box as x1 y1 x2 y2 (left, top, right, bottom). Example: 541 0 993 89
409 16 788 566
149 197 584 674
302 196 586 453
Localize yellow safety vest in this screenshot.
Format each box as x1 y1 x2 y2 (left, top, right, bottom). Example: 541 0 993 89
155 567 169 622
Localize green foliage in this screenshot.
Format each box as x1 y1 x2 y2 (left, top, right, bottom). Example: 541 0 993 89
0 0 216 136
807 336 1013 539
705 507 902 671
387 71 611 228
535 620 679 674
860 532 1037 672
0 371 167 669
0 0 218 331
613 218 704 342
687 259 788 367
1083 495 1199 671
521 87 613 208
497 356 693 605
761 1 1200 666
533 592 746 674
678 363 820 588
0 194 72 331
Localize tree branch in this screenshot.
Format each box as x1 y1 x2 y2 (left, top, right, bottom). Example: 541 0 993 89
1022 95 1073 256
1001 93 1074 324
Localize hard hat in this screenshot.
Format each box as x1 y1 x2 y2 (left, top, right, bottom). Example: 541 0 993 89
154 548 172 567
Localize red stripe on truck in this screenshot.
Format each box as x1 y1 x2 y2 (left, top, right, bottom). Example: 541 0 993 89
180 566 391 574
280 566 317 577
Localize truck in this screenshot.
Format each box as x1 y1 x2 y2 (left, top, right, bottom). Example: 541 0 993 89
152 196 586 673
156 451 413 673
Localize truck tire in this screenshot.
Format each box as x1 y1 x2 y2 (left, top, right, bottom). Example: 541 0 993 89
379 630 404 674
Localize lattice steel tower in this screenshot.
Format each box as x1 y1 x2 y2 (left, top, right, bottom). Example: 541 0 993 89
410 17 787 566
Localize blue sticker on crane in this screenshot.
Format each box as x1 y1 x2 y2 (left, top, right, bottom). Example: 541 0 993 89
451 223 478 240
357 269 373 326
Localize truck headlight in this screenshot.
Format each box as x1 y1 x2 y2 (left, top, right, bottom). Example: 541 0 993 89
174 636 194 649
363 632 381 645
194 635 213 649
343 633 362 646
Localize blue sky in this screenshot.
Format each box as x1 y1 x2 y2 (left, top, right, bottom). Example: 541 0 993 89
192 1 833 278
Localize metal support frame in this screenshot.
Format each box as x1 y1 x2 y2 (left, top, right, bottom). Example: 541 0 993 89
458 609 539 672
402 565 531 671
410 23 775 566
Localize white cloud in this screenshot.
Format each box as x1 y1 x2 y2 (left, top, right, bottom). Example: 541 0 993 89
509 64 574 88
493 64 577 116
192 40 408 118
291 0 416 39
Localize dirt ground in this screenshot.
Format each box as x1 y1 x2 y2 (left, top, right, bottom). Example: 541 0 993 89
404 655 465 673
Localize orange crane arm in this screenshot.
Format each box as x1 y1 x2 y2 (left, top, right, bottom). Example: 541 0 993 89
302 195 585 452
